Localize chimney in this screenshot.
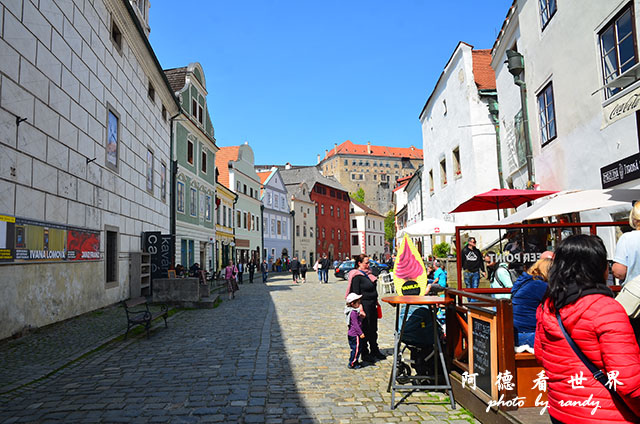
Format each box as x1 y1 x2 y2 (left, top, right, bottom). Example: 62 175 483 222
334 143 338 154
410 145 415 151
317 154 321 164
367 141 371 154
325 149 328 158
285 162 292 170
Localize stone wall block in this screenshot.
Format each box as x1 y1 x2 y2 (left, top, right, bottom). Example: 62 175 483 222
33 159 58 194
67 199 85 226
69 100 88 133
36 42 62 86
45 192 67 223
40 0 65 33
0 107 17 148
0 39 21 81
3 10 36 62
76 178 93 205
46 136 69 170
72 4 91 42
23 1 52 47
58 116 78 150
0 179 16 215
34 100 59 138
1 77 35 125
89 29 106 65
3 0 23 20
62 16 82 56
85 205 101 229
48 83 70 118
86 161 101 185
15 185 45 220
19 57 49 102
17 123 47 161
81 40 98 75
53 0 73 21
68 149 86 179
78 85 95 116
50 30 71 69
87 113 102 143
61 67 80 100
77 130 94 159
107 190 120 214
57 170 77 200
70 51 89 87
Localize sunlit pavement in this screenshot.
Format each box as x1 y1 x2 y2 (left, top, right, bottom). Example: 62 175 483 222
0 272 476 423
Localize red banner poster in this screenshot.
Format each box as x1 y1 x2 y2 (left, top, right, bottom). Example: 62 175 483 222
67 229 100 261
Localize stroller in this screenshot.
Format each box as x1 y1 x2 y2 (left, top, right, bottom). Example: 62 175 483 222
394 304 447 384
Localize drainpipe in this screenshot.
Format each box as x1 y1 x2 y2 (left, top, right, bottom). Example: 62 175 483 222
290 209 296 258
169 113 181 268
506 50 535 189
487 97 505 190
260 204 265 263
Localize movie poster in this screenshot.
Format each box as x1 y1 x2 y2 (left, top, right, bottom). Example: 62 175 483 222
67 229 100 260
0 215 15 262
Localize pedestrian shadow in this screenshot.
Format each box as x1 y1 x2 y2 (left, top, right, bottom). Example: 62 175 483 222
0 283 313 423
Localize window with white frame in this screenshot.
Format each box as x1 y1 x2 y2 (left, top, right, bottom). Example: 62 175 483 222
177 181 185 213
537 81 557 145
600 3 638 98
440 159 447 187
192 98 203 124
352 235 358 246
205 195 211 221
187 139 194 165
453 147 461 177
190 187 197 216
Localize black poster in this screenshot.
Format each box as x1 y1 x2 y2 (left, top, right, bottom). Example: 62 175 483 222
601 152 640 188
143 231 162 279
472 317 492 395
159 235 174 278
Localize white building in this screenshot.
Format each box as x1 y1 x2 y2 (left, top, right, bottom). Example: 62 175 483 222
285 180 316 265
349 200 385 260
419 42 501 234
491 1 640 195
0 0 179 339
258 167 292 266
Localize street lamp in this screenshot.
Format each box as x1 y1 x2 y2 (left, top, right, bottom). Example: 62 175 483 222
505 50 535 189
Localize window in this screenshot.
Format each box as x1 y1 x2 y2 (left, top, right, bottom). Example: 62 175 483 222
321 204 324 215
296 225 300 236
217 202 221 224
352 219 357 228
453 147 461 177
243 212 247 229
201 150 207 173
228 208 232 227
271 219 275 234
160 162 166 200
177 181 185 213
190 188 197 216
205 195 211 221
162 105 167 121
255 217 259 232
192 98 203 124
250 188 254 198
337 229 341 240
223 205 227 226
322 228 325 239
146 149 154 193
331 229 335 240
110 17 122 51
267 192 272 206
106 108 119 172
440 159 447 187
429 170 434 193
330 206 334 216
277 220 281 235
600 4 637 98
243 184 247 195
352 235 358 246
537 82 557 145
105 227 118 284
187 139 194 165
344 159 348 165
148 82 155 103
237 211 242 228
539 0 557 29
337 208 340 218
303 226 307 237
380 236 383 245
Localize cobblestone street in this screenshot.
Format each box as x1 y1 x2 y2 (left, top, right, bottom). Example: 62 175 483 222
0 273 476 423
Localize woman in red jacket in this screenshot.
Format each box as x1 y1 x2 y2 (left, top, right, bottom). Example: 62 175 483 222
535 235 640 424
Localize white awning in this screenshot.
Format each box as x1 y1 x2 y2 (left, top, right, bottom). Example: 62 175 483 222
396 218 458 238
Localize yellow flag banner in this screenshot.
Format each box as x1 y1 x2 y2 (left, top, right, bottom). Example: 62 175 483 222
393 235 429 295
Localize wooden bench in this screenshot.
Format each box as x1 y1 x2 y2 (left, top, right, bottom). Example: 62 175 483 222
122 297 168 339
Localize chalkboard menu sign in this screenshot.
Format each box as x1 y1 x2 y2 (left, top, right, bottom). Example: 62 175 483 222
472 317 492 395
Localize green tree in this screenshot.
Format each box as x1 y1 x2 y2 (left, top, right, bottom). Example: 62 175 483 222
384 210 396 242
433 242 451 258
351 187 365 203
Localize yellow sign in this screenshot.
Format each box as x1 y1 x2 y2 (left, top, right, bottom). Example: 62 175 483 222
393 235 429 295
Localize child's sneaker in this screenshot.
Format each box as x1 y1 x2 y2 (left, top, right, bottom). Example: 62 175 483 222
347 363 362 369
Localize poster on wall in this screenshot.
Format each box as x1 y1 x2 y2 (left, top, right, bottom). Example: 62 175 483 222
0 215 15 262
0 215 101 264
67 229 100 260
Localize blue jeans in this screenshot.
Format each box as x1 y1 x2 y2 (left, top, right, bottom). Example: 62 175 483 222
516 331 535 347
463 271 480 289
319 269 328 283
262 272 268 282
348 335 361 367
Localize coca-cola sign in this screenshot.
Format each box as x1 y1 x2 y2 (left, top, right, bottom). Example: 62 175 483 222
603 85 640 127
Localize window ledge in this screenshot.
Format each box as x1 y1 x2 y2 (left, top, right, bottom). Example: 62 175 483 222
602 64 640 107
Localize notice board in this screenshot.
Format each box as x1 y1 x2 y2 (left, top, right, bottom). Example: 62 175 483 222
468 309 498 399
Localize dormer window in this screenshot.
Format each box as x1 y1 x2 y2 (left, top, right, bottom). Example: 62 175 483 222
192 98 203 124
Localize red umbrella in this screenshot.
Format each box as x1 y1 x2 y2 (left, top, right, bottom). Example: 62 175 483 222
450 188 558 215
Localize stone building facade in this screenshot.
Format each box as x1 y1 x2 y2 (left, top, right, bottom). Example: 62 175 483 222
164 63 218 272
349 199 385 260
0 0 179 339
318 140 422 214
286 180 316 265
258 168 292 268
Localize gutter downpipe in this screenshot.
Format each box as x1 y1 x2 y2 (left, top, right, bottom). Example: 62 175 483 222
514 77 535 189
169 113 181 268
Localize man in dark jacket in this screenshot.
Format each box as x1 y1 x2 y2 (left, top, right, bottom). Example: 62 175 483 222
260 260 268 283
461 237 484 289
290 256 300 283
319 254 330 284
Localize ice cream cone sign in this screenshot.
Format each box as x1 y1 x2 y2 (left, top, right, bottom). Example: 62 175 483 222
393 235 429 295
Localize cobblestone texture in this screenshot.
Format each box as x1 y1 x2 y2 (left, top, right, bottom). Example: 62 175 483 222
0 273 477 423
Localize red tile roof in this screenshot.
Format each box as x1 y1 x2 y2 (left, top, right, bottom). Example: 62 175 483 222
257 171 271 185
471 50 496 90
392 181 409 193
323 140 423 161
215 146 240 188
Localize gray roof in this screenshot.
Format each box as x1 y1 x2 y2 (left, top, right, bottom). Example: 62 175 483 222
280 166 347 193
163 67 187 93
285 182 312 203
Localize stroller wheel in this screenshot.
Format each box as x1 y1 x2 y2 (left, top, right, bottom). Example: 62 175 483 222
396 362 411 384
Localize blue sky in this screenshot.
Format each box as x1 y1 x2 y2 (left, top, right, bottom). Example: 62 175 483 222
150 1 512 165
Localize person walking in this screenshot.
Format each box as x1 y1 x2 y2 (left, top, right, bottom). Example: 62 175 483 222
320 254 330 284
535 235 640 423
461 237 484 289
300 259 308 283
349 254 386 362
261 259 269 283
290 256 300 284
224 260 239 300
345 293 366 369
237 260 244 284
248 260 256 283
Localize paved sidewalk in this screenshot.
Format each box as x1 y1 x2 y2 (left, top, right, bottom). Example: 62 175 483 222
0 273 477 423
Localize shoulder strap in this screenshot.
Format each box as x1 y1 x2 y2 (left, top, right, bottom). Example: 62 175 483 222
359 270 368 277
555 310 631 411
